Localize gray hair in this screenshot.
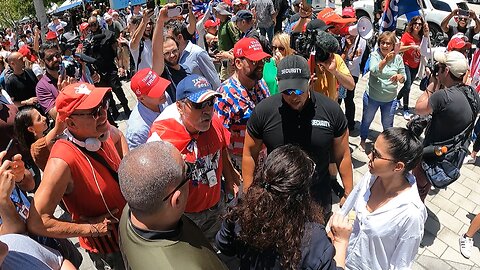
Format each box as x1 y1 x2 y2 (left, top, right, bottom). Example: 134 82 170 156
118 141 183 215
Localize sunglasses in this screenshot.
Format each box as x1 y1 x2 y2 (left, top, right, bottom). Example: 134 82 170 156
272 46 285 52
459 17 468 22
412 22 423 26
45 52 61 62
162 162 193 201
282 89 304 95
188 98 216 110
371 147 396 162
70 97 109 119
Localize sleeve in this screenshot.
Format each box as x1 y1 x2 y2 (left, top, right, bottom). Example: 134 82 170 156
4 76 15 98
332 102 348 138
30 137 49 171
246 103 264 140
129 41 140 68
388 212 425 269
400 33 409 44
339 172 368 216
214 219 239 256
428 90 447 114
214 91 235 129
196 51 221 89
227 21 241 44
125 127 148 150
335 54 351 77
36 82 57 114
303 225 341 270
369 51 383 76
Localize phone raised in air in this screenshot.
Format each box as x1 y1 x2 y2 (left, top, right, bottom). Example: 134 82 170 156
458 9 469 17
167 3 189 17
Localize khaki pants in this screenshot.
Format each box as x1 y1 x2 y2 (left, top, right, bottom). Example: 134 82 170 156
220 61 234 81
185 198 225 244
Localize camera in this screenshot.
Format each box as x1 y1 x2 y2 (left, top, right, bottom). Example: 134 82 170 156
291 28 338 63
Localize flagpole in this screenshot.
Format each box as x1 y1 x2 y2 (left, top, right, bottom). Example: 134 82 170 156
416 0 434 65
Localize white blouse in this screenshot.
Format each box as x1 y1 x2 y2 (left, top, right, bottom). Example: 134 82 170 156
339 172 427 270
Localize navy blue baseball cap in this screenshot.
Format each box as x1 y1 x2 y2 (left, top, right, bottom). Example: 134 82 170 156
176 74 221 103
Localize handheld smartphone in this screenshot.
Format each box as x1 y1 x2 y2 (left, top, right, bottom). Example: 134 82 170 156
458 9 469 17
2 139 17 162
167 3 189 17
147 0 156 9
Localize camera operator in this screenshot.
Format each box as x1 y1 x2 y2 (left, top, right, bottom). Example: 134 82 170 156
413 51 480 201
83 16 131 120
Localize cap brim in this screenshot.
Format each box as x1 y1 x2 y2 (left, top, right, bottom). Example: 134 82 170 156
245 51 271 61
148 77 171 98
215 9 233 16
76 87 111 110
231 16 239 22
187 90 222 103
278 79 309 93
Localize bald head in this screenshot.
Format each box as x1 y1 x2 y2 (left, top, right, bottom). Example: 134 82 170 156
119 141 183 215
7 52 24 73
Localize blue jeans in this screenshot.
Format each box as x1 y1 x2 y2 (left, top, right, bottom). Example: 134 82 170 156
360 92 396 140
259 25 274 42
396 64 418 110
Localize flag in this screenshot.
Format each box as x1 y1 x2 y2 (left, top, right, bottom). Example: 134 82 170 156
380 0 422 32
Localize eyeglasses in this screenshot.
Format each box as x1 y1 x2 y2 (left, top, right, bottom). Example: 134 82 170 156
45 52 61 62
242 57 267 66
188 98 216 110
282 89 304 95
371 147 396 162
70 98 109 119
380 41 393 46
162 162 193 201
272 46 285 52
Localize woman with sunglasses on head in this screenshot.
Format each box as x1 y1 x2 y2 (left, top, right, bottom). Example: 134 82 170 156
216 144 353 269
263 33 294 95
395 16 429 120
359 31 406 152
340 126 427 270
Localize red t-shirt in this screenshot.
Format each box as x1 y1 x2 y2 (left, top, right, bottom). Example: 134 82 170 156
401 32 421 69
148 105 230 213
49 137 125 254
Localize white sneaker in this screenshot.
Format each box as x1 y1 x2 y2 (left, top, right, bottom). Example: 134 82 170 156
403 111 412 121
460 234 474 259
464 155 477 164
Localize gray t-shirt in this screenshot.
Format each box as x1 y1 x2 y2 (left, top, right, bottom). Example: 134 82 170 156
252 0 275 27
0 234 63 270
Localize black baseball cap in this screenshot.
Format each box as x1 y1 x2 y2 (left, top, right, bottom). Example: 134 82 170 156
307 19 333 32
277 55 310 93
232 10 253 22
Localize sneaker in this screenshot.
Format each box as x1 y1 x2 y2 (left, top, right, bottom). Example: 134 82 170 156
464 155 477 164
403 110 412 121
460 234 474 259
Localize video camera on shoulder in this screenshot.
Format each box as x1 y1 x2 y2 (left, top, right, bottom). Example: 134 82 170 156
291 27 339 63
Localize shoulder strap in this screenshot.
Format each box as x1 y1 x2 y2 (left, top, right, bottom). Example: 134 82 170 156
136 38 144 71
78 146 119 183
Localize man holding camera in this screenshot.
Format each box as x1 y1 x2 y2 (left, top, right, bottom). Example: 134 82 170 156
414 51 480 201
84 16 131 120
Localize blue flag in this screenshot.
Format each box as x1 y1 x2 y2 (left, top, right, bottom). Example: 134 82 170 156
380 0 422 32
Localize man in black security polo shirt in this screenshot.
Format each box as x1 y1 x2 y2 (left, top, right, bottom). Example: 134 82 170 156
242 55 353 216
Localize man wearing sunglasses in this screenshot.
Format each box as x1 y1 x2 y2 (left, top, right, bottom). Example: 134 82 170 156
215 38 271 168
118 141 227 269
441 9 480 43
243 55 353 221
28 83 128 269
148 74 240 242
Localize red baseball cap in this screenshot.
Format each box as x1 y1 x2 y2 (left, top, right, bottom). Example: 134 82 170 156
447 37 471 51
342 7 356 18
80 22 89 32
130 68 171 98
18 45 37 62
46 31 57 40
233 38 271 61
56 83 111 121
204 19 220 28
317 7 356 25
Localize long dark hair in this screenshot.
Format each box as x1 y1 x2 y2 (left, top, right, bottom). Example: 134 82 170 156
406 16 425 37
225 145 323 269
14 106 37 152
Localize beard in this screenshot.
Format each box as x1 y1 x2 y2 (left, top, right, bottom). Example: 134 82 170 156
46 61 60 72
165 57 178 67
246 65 263 81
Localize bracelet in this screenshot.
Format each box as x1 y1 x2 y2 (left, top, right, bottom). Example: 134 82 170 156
300 16 310 18
90 224 100 237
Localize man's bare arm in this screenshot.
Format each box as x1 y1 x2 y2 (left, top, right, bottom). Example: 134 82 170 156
241 131 263 193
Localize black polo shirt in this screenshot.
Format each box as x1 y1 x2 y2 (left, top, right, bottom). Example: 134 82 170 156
247 91 347 206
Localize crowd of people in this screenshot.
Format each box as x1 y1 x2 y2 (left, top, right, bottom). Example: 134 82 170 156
0 0 479 269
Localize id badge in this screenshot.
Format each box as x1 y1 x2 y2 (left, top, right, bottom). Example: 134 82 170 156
206 170 218 187
18 204 29 220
